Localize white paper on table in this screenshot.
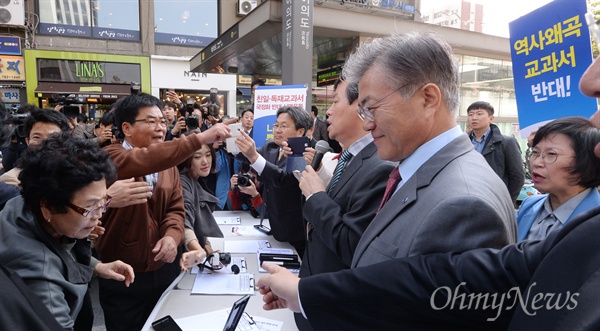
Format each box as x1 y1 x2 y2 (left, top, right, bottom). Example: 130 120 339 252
224 240 271 253
174 308 260 331
215 216 241 225
256 248 299 273
252 315 284 331
191 272 255 295
228 226 269 237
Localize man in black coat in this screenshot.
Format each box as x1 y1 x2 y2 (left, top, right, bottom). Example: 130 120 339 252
236 106 313 256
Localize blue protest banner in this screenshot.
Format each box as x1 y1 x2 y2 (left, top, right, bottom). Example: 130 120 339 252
509 0 596 138
252 85 307 147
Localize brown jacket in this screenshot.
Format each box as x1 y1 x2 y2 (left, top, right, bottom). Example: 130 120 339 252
96 135 202 272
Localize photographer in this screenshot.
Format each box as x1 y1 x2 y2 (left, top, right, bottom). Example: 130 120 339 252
72 111 115 147
228 169 263 217
1 104 36 172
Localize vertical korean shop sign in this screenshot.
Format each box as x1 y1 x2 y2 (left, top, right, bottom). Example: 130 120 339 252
253 85 307 147
509 0 595 138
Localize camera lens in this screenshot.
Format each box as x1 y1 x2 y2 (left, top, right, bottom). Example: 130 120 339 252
237 175 250 187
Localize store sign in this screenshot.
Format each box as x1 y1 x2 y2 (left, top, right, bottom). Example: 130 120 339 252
0 56 25 81
1 88 20 103
0 37 21 55
317 66 342 87
39 23 140 41
38 59 141 84
200 24 239 62
320 0 415 15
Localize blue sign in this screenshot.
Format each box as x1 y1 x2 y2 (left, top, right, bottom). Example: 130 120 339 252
509 0 596 138
92 27 140 41
39 23 92 37
155 32 214 46
0 37 21 55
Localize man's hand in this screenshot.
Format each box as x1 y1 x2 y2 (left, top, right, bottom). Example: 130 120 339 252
198 123 231 144
299 166 326 198
223 117 239 125
171 117 186 136
236 130 260 164
107 178 152 208
280 141 293 158
152 236 178 263
303 147 317 168
94 260 135 287
180 249 207 272
88 221 105 242
257 263 302 312
98 128 113 144
166 90 181 105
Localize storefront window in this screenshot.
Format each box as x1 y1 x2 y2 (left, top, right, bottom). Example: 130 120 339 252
458 55 518 119
37 0 140 41
154 0 218 47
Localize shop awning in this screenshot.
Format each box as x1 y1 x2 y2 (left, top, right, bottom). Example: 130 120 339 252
34 82 132 97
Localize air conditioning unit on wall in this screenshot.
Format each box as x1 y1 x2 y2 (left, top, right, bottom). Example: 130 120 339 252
237 0 258 16
0 0 25 26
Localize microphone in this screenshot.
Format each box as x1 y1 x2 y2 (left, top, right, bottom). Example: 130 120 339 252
311 140 330 170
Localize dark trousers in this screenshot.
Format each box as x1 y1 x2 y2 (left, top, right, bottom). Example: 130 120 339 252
99 261 180 331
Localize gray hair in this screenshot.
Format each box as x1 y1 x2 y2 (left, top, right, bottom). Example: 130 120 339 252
343 32 460 115
276 106 313 135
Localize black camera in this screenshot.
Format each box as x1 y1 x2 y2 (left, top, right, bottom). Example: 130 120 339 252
10 113 28 138
111 126 120 137
237 173 255 187
185 115 200 130
203 104 220 119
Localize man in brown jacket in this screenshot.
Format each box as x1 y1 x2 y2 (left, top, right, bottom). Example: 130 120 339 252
96 93 230 331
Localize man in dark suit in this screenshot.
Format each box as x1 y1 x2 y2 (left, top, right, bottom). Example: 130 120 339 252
347 32 515 270
256 33 600 331
295 77 396 330
236 106 313 256
310 105 328 142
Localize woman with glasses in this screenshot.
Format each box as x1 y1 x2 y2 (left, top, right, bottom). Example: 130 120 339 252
517 117 600 241
0 133 134 330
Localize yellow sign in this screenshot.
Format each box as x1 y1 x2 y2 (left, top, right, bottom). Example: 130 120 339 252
0 55 25 81
238 75 252 85
79 86 103 92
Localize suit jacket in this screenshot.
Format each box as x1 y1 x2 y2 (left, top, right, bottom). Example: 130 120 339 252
299 205 600 331
257 139 306 243
312 118 329 142
352 134 517 268
301 142 396 276
517 189 600 241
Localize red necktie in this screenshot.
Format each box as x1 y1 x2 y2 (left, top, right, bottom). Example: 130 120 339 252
377 166 401 212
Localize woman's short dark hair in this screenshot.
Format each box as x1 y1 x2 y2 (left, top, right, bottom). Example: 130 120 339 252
19 132 116 214
177 131 216 174
98 111 115 127
532 116 600 188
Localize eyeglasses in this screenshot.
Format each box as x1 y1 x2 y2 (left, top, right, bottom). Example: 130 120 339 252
530 150 575 164
66 196 112 218
273 124 292 131
132 117 168 128
357 84 408 122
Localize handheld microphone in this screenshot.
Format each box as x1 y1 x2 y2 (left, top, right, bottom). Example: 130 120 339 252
311 140 330 170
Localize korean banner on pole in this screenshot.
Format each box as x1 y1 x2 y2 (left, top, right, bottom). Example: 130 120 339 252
509 0 596 138
252 85 307 147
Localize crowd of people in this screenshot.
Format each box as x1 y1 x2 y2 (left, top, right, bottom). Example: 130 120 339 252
0 29 599 331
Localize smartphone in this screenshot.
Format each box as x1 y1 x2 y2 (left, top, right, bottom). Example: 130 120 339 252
152 315 182 331
254 224 271 235
287 136 311 156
